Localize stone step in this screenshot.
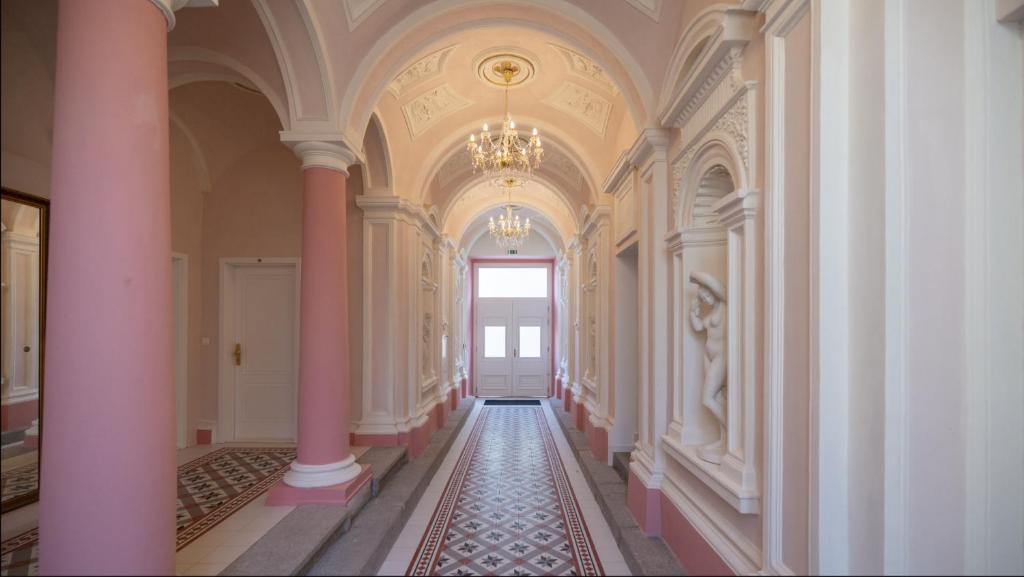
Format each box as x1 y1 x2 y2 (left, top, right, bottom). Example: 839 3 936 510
222 397 475 577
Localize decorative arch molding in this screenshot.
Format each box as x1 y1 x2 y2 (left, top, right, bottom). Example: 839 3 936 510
658 5 757 128
251 0 336 126
168 46 291 131
417 116 601 206
675 140 743 230
670 76 757 231
339 0 654 144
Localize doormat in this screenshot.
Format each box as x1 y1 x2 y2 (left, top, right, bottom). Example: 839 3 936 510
483 399 542 406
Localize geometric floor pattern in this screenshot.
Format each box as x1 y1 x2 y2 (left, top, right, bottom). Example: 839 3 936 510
0 447 296 576
0 463 38 507
405 406 604 576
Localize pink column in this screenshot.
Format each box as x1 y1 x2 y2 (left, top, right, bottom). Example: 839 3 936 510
266 142 371 506
40 0 175 574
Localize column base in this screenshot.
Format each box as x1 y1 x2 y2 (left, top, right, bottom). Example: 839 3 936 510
266 464 372 506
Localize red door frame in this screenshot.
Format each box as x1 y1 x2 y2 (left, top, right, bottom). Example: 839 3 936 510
469 257 556 397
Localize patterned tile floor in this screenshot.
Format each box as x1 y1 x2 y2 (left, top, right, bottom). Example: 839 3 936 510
382 400 629 576
0 442 370 576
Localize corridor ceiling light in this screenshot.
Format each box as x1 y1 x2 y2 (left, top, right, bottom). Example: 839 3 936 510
466 60 543 189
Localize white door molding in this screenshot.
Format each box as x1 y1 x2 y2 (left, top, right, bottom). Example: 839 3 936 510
218 257 301 443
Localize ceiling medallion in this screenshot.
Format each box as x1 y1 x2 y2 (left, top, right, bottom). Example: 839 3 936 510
466 56 544 190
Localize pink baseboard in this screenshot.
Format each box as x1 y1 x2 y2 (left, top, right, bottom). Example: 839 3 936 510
574 401 586 431
24 433 39 449
460 377 468 398
660 492 734 575
555 378 563 400
626 468 733 575
408 413 437 459
564 389 573 413
196 429 213 445
1 399 38 432
450 388 458 410
585 418 608 463
265 464 372 506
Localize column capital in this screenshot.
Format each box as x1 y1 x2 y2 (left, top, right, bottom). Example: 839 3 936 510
281 132 362 176
147 0 219 31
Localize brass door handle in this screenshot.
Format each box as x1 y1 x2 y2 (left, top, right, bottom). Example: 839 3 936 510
233 343 242 366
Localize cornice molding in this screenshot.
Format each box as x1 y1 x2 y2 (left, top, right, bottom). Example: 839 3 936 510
602 128 670 194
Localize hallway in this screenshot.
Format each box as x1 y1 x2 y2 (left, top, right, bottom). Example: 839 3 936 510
380 400 628 576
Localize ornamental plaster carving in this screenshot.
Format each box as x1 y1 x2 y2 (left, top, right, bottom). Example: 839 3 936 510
388 46 457 98
671 92 750 224
401 84 473 139
422 312 433 375
543 82 612 136
549 44 616 94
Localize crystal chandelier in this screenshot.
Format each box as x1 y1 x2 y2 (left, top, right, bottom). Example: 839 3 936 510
489 189 531 250
466 61 543 189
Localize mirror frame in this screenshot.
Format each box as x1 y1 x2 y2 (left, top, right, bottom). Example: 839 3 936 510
0 187 48 513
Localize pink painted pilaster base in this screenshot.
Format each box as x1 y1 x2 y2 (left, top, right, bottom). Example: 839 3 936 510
627 468 662 536
408 413 438 459
23 434 39 449
266 464 371 506
564 389 573 413
555 378 563 400
575 402 586 431
1 400 38 431
450 388 459 411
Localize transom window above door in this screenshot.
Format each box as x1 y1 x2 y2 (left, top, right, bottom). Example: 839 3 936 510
477 267 548 298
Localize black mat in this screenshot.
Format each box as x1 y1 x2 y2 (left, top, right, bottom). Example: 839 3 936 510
483 399 542 406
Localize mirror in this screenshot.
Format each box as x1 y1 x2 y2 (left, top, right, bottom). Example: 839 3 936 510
0 188 47 513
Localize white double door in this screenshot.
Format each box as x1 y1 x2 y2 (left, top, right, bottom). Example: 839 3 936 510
475 299 550 397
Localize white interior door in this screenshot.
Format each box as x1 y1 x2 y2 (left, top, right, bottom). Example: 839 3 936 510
473 264 551 397
476 299 513 396
229 263 298 441
511 300 549 396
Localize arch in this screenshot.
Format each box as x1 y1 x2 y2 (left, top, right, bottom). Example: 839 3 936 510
251 0 336 125
361 112 393 194
675 138 744 230
340 0 653 144
168 47 290 131
462 213 563 256
416 115 601 206
440 173 580 242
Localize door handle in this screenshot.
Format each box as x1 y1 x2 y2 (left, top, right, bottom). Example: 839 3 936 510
233 343 242 366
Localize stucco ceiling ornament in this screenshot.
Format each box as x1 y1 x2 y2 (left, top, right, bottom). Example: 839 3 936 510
549 44 616 94
388 45 457 98
542 81 612 136
401 84 473 139
466 58 544 190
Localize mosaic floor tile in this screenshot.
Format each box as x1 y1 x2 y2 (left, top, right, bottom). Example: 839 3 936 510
406 406 604 576
0 447 295 576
